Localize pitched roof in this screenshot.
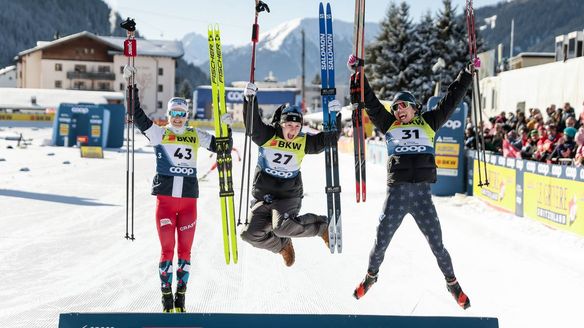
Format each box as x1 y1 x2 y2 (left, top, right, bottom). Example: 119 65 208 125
17 31 183 58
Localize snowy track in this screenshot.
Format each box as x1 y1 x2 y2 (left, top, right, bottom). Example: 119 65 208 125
1 126 583 328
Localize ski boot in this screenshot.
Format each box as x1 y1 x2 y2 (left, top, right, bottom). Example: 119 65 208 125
353 272 378 299
174 285 186 313
279 241 295 267
446 277 471 309
161 287 174 313
321 227 330 249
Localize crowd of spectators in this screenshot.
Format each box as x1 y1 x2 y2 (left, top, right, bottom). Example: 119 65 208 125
465 101 584 167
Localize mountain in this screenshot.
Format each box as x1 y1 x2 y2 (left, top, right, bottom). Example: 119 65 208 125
475 0 584 54
194 18 379 86
182 32 233 66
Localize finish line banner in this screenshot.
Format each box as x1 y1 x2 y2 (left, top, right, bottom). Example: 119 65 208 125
59 312 498 328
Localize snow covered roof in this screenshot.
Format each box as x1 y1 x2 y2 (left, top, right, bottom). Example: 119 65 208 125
0 65 16 75
17 31 183 58
0 88 124 110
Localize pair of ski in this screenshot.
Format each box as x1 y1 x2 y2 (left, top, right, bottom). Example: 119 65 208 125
319 2 342 253
208 25 238 264
351 0 367 204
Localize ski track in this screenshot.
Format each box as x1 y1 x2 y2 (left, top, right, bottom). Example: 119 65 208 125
0 126 583 327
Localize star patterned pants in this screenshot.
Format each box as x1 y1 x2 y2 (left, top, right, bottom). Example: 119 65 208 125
367 182 455 279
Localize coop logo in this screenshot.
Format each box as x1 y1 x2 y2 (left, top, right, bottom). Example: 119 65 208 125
526 161 536 172
551 165 562 178
159 218 172 227
170 166 195 175
226 91 244 102
265 168 294 178
537 163 550 175
71 107 89 114
395 145 427 153
443 120 462 130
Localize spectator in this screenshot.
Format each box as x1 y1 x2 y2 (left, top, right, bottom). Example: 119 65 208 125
548 127 577 164
503 130 522 158
565 116 577 129
521 130 540 160
534 123 562 161
464 127 476 150
495 111 506 124
574 127 584 167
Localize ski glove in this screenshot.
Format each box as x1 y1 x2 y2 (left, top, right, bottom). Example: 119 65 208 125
328 99 342 112
244 82 258 98
123 65 137 81
131 85 141 112
220 113 234 126
347 54 364 71
271 104 285 125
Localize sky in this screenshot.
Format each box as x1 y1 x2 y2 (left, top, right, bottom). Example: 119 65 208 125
103 0 504 45
1 124 583 328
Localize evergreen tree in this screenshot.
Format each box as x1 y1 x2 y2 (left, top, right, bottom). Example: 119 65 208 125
365 1 414 100
409 11 439 107
178 80 193 99
433 0 468 93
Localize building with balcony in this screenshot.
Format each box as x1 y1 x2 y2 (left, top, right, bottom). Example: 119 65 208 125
16 31 183 117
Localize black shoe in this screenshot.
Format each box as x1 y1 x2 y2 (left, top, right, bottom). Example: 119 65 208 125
161 287 174 313
353 272 378 299
174 285 186 313
446 278 471 309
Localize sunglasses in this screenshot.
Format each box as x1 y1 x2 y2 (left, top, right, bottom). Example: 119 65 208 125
168 110 188 118
391 101 416 112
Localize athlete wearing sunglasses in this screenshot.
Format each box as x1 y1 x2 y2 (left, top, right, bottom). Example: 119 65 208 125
128 80 232 313
348 55 473 310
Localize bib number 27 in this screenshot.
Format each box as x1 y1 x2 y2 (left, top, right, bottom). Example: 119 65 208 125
273 153 292 164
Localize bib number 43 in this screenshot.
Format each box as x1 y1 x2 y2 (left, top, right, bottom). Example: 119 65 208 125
174 148 192 160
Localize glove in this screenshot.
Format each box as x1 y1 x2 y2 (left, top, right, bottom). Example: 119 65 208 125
123 65 137 80
328 99 342 112
350 72 362 105
243 82 258 98
347 54 364 71
220 113 233 126
271 104 285 125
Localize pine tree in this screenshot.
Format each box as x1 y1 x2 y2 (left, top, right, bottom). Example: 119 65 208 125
409 11 439 107
433 0 468 93
365 1 414 100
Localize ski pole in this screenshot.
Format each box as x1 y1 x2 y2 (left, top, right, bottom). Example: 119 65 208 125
121 17 137 240
238 0 270 226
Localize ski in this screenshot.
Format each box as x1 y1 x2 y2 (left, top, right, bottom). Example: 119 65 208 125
351 0 367 203
319 2 342 253
208 24 238 264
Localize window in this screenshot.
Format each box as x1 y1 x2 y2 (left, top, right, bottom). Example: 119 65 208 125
73 81 86 90
158 84 163 92
158 68 163 76
157 101 163 109
74 65 87 72
55 63 62 71
97 82 110 91
120 66 124 74
55 80 62 88
98 66 110 73
120 83 124 91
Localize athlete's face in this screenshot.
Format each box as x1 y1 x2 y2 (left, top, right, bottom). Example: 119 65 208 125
168 109 188 128
392 101 416 123
281 122 302 141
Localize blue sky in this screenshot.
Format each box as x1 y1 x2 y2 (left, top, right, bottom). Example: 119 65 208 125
103 0 503 45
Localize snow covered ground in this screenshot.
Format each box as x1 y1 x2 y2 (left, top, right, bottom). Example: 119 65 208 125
1 124 583 328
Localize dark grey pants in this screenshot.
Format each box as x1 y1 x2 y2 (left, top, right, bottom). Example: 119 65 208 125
240 197 328 253
367 182 455 279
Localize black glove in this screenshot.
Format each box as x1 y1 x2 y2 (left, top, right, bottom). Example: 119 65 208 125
350 72 362 105
271 104 285 125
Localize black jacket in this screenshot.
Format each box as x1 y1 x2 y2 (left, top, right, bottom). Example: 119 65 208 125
363 69 472 185
243 97 339 200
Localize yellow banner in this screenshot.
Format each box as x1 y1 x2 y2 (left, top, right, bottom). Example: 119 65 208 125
59 123 69 136
436 142 460 156
80 146 104 159
0 113 54 121
91 125 101 138
436 156 458 169
524 173 584 236
473 160 516 213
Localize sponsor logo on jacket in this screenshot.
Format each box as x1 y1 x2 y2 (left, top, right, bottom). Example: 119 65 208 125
270 140 302 150
170 166 195 175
